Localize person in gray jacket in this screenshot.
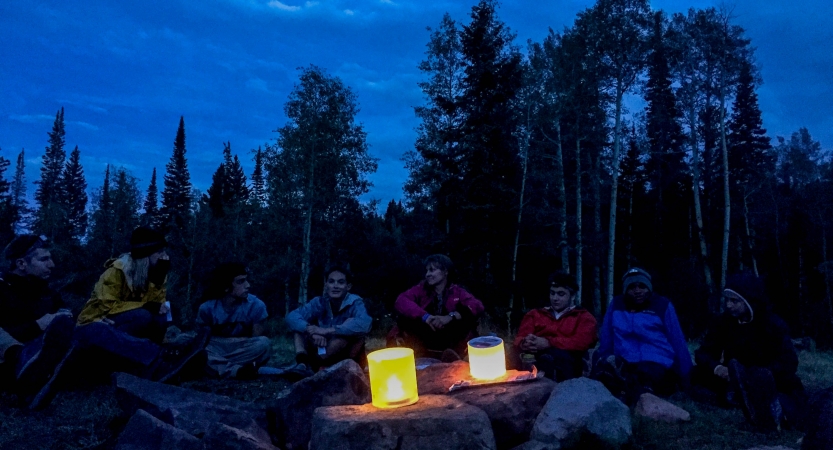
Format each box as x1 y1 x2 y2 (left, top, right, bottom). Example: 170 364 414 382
286 264 372 373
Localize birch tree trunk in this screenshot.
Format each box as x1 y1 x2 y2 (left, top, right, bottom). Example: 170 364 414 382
605 87 625 308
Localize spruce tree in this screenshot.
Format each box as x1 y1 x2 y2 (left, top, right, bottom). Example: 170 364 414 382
222 142 248 206
250 146 266 207
206 162 226 217
0 151 14 245
728 60 773 190
11 149 26 233
89 165 114 257
35 108 67 238
161 116 192 229
61 145 88 239
141 168 160 229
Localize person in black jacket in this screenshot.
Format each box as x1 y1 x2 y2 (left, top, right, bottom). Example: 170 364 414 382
0 235 74 403
693 273 805 431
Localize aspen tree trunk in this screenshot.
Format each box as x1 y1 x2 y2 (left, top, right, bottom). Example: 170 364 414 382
742 191 758 276
299 152 316 305
605 87 625 309
719 82 731 292
575 135 583 306
593 150 602 317
689 106 714 292
509 114 531 336
555 122 569 272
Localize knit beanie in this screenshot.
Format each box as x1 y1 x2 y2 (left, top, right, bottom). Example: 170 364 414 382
622 267 653 295
130 227 167 259
3 235 46 261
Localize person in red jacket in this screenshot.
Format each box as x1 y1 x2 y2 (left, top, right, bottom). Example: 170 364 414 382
388 255 484 360
511 271 597 381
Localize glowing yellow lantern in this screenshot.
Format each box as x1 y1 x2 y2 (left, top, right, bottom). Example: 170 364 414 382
468 336 506 380
367 348 419 409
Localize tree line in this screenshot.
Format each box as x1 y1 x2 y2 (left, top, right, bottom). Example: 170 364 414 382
2 0 831 347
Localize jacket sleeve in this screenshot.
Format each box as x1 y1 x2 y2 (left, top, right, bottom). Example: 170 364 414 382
77 268 123 324
694 317 726 374
595 302 615 362
394 285 429 320
285 298 321 333
549 311 598 352
195 302 213 327
514 310 538 348
664 303 693 377
333 298 372 337
455 288 485 317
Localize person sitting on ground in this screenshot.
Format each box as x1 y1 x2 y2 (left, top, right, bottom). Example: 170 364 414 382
692 273 805 431
511 271 597 381
388 254 484 360
77 227 171 343
287 264 372 374
196 263 271 380
74 227 209 385
592 267 692 404
0 235 74 406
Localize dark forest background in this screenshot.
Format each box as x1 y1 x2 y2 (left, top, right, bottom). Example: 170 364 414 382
2 0 831 348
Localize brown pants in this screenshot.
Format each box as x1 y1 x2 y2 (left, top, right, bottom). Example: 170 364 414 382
205 336 271 378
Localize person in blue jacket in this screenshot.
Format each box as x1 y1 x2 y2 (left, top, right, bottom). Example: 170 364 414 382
286 264 372 374
592 267 692 404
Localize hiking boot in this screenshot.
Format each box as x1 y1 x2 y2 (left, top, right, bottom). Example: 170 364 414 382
16 314 75 395
729 359 781 431
284 363 315 382
150 327 210 383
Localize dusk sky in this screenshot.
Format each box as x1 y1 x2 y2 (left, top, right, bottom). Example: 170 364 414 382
2 0 831 207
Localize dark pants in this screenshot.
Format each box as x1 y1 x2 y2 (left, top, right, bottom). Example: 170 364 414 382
591 355 678 404
74 322 161 368
391 312 478 358
108 308 167 344
509 345 584 381
296 334 367 371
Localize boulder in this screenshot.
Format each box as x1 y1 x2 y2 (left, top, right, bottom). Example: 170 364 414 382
803 386 833 450
744 447 795 450
202 422 278 450
270 359 371 450
634 393 691 423
450 378 556 449
416 361 470 395
510 441 560 450
309 394 496 450
114 372 268 438
530 377 631 448
115 409 202 450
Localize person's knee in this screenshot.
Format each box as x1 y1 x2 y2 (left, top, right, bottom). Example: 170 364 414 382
253 336 272 354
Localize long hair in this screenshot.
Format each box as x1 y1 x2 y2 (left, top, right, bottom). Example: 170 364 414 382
120 253 150 293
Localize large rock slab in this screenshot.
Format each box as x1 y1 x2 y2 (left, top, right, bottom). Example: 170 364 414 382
634 393 690 423
115 409 202 450
114 372 268 438
450 378 556 449
531 377 631 449
202 422 278 450
310 394 496 450
803 386 833 450
271 359 371 450
416 361 470 394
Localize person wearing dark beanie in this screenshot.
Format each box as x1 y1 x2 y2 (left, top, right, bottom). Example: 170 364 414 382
77 227 171 343
693 273 805 431
592 267 692 405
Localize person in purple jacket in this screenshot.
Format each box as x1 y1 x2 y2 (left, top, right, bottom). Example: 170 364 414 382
387 254 484 360
592 267 692 405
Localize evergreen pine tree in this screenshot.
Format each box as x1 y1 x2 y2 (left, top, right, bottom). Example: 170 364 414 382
61 145 88 239
141 168 161 229
161 116 192 229
728 60 773 190
11 149 26 233
89 165 114 257
0 151 14 245
206 162 226 217
222 142 248 206
35 108 67 238
250 146 266 207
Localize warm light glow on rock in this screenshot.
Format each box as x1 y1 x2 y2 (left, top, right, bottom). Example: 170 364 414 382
468 336 506 380
368 348 418 409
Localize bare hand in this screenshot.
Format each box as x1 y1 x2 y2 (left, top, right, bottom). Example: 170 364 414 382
426 315 453 331
714 365 729 380
311 334 327 347
101 317 115 326
158 303 170 315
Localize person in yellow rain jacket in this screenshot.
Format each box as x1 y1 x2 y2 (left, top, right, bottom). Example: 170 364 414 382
77 227 171 344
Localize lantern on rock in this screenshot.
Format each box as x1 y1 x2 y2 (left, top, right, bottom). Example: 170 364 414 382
367 348 419 409
468 336 506 380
